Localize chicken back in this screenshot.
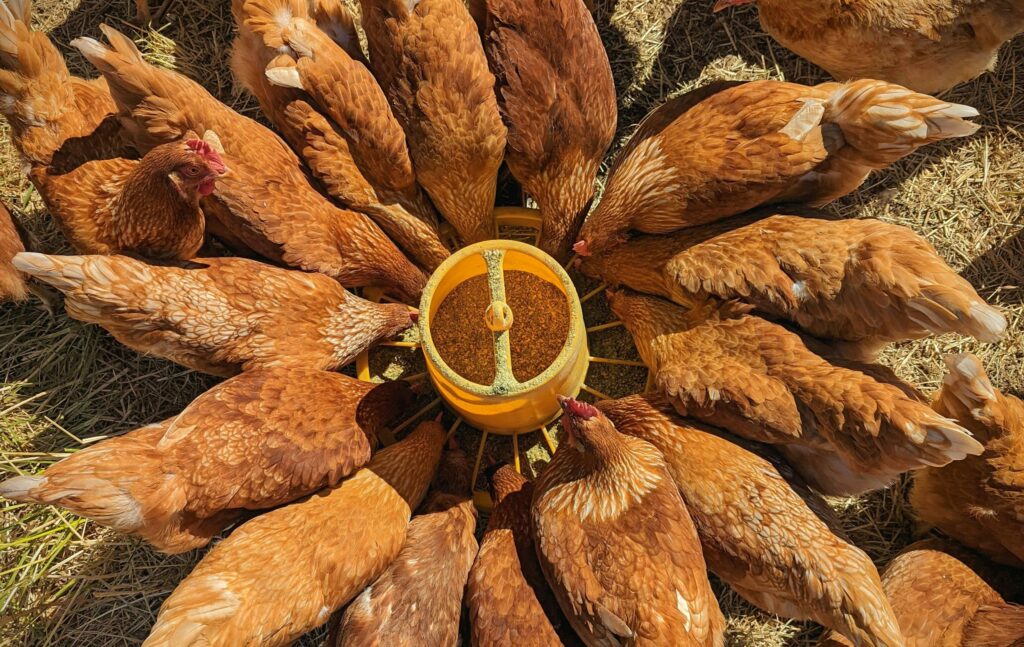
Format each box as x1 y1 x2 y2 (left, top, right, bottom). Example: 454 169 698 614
911 353 1024 568
334 438 478 646
532 396 725 647
579 211 1005 359
598 393 904 647
479 0 616 260
575 79 978 256
817 540 1019 647
236 0 449 271
360 0 507 245
12 253 415 377
0 370 413 554
467 463 580 646
717 0 1024 94
141 419 445 646
609 289 983 495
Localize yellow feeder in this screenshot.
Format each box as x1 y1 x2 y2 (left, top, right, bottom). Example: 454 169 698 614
357 207 651 510
419 237 588 434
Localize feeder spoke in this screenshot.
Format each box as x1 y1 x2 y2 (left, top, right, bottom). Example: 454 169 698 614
539 425 558 454
513 432 521 473
563 253 579 270
589 356 647 367
402 372 428 382
586 321 623 333
389 397 442 437
580 283 607 304
378 340 421 349
471 429 490 491
445 417 463 442
581 384 614 401
644 370 656 391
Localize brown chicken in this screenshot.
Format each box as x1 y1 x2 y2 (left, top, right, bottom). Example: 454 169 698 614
0 0 125 170
36 134 227 259
478 0 616 260
911 353 1024 568
333 437 478 646
579 211 1006 359
467 463 580 647
141 419 444 646
574 79 979 257
0 370 412 554
360 0 508 244
716 0 1024 94
532 396 726 647
818 540 1024 647
13 253 415 377
0 2 223 260
71 25 426 301
598 393 905 647
608 289 983 495
0 200 29 303
234 0 449 271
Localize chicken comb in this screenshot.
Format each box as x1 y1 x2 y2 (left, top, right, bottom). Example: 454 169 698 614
557 395 599 420
184 139 227 174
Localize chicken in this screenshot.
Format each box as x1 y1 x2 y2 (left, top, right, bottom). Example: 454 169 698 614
818 540 1023 647
608 289 983 495
12 253 415 377
715 0 1024 95
35 133 227 259
233 0 449 271
141 419 444 646
467 463 581 647
0 0 126 170
1 0 219 259
573 79 979 257
0 370 413 554
532 396 725 647
333 437 478 646
579 211 1006 359
597 393 904 647
910 353 1024 568
0 200 29 303
359 0 508 245
478 0 616 260
71 24 426 301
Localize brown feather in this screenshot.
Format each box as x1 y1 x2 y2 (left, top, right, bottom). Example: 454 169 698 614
140 420 445 646
13 254 415 376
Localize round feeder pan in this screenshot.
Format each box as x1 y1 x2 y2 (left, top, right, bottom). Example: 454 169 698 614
356 207 653 510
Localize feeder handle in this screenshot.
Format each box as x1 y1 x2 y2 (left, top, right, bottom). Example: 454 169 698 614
481 249 517 387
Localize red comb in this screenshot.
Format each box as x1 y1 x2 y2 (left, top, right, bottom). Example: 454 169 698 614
572 239 590 257
185 139 227 174
557 396 599 420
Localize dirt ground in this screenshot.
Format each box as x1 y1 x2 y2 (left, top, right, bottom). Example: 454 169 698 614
0 0 1021 645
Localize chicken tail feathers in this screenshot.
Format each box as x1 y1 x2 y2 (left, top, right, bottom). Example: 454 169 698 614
905 408 984 467
0 474 44 501
940 353 999 414
0 428 171 535
242 0 312 53
906 282 1006 343
822 79 979 167
0 0 70 102
13 252 150 321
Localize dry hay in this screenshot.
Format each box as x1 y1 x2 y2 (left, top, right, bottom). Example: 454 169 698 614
0 0 1021 645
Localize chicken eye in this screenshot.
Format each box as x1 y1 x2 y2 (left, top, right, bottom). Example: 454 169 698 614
182 165 202 177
